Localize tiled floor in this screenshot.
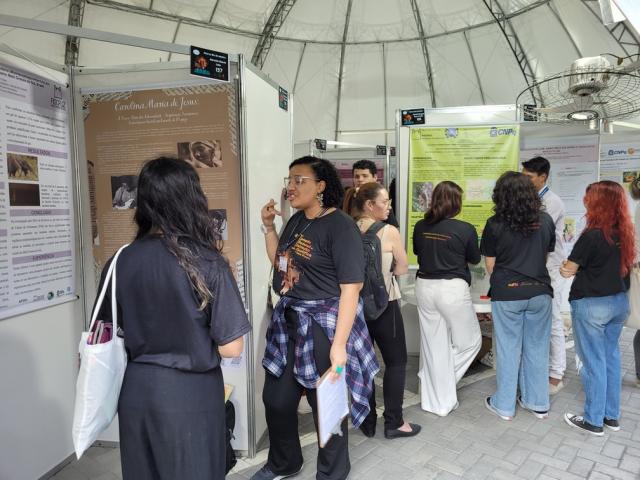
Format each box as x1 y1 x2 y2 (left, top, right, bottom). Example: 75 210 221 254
52 328 640 480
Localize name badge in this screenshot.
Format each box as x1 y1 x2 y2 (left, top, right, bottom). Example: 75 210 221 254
278 255 288 273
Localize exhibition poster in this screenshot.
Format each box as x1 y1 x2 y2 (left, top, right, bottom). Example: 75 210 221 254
0 62 75 319
600 142 640 219
83 84 246 361
407 125 519 265
520 135 600 253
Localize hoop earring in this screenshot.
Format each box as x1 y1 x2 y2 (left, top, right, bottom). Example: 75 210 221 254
316 192 324 207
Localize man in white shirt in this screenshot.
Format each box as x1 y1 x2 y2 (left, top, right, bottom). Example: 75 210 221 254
522 156 567 395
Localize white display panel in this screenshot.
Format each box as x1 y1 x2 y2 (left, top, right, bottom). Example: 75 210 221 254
242 63 294 453
0 60 76 320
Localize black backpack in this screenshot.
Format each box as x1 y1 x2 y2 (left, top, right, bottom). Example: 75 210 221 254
360 222 389 321
225 400 237 474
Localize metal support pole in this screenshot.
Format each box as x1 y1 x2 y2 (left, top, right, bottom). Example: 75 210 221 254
463 30 486 105
292 42 306 94
409 0 436 107
64 0 85 66
334 0 353 141
251 0 298 68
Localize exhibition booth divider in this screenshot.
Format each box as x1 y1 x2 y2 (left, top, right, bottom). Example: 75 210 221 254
0 44 292 479
395 104 640 356
295 140 395 189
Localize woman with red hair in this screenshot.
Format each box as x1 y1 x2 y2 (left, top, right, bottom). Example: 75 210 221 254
561 181 635 436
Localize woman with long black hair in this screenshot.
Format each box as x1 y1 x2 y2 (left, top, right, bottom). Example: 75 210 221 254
481 171 555 421
561 181 635 435
93 157 251 479
253 156 378 480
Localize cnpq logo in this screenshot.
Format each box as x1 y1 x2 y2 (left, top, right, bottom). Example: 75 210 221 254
490 127 517 137
608 148 629 156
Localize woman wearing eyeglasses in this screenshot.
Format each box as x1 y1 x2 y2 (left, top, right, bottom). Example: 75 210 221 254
252 156 379 480
351 182 421 439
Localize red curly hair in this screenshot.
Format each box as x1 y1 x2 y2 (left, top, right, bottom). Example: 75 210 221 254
584 181 635 276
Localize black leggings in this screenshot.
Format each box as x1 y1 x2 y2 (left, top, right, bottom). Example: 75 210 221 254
262 308 350 480
361 300 408 431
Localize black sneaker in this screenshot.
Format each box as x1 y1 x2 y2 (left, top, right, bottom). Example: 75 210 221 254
564 413 604 436
604 418 620 432
517 396 549 419
250 464 303 480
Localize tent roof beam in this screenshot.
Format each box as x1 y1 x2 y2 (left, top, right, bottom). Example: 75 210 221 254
251 0 298 69
85 0 550 46
482 0 545 106
410 0 436 108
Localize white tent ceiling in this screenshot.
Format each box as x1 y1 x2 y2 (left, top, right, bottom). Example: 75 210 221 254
1 0 639 144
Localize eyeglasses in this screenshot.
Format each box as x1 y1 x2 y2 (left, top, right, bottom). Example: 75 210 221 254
378 198 392 206
284 175 317 188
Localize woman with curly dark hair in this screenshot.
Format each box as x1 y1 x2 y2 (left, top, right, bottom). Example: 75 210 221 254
561 181 635 435
480 171 556 421
253 156 378 480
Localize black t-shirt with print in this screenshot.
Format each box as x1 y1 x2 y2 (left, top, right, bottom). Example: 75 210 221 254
480 213 555 301
273 209 365 300
413 218 481 285
568 229 628 301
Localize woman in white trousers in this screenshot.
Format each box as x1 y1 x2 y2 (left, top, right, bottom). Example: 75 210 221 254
413 181 482 416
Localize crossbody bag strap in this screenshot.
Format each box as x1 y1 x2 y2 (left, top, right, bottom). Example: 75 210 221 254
88 244 129 333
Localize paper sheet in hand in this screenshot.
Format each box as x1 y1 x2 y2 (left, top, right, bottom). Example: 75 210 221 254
317 370 349 448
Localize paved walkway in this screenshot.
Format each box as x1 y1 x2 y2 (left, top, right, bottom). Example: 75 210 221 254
53 328 640 480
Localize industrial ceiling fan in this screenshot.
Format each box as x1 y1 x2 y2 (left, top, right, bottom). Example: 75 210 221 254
517 55 640 122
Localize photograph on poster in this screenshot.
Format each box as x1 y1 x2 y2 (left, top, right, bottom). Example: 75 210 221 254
412 181 433 212
177 140 223 168
9 182 40 206
111 175 138 209
563 217 576 243
7 153 39 181
623 171 638 183
208 208 228 240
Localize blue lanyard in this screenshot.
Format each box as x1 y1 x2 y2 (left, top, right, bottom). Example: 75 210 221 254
539 186 549 199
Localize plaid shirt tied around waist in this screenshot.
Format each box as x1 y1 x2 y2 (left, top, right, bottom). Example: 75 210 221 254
263 295 379 428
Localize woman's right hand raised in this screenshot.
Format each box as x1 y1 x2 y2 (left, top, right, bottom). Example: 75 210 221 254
261 199 281 226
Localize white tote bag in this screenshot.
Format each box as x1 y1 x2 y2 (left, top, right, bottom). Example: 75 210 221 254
626 266 640 330
72 245 128 458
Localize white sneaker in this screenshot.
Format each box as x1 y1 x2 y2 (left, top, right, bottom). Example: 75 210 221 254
549 380 564 395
